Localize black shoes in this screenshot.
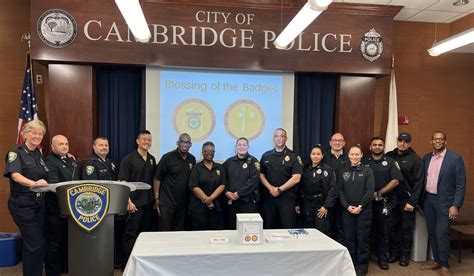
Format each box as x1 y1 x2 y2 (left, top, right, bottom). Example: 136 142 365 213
399 256 409 266
388 255 399 263
378 261 389 270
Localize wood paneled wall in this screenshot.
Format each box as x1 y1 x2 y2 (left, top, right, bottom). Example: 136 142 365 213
375 21 474 201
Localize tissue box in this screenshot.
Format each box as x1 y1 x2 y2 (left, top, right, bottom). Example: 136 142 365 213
236 213 263 245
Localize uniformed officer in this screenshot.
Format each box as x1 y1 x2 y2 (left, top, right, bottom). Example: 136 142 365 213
338 145 374 276
386 133 424 266
44 134 77 276
323 132 349 242
222 137 260 229
363 137 402 270
297 144 337 235
81 137 117 181
188 142 226 230
4 120 49 276
154 133 196 231
260 128 303 229
118 130 156 265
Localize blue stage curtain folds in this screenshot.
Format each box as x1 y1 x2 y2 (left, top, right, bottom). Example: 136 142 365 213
96 66 143 165
294 73 337 163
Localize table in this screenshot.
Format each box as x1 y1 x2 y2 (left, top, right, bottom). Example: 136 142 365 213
124 229 355 275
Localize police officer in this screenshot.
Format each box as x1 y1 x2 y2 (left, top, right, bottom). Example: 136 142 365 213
154 133 196 231
339 145 374 276
323 132 349 242
4 120 49 276
260 128 303 229
386 133 424 266
297 144 337 235
44 135 77 276
118 130 156 266
81 137 117 181
363 137 402 270
222 137 260 229
188 142 226 230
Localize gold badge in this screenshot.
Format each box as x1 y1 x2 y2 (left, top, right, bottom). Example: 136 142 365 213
284 155 290 162
395 161 401 170
111 163 116 171
297 156 303 166
242 163 248 169
189 163 193 170
8 152 17 163
254 162 260 172
216 170 220 176
86 165 95 175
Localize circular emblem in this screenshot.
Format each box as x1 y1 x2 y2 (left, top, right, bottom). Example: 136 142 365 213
360 28 383 62
173 99 216 142
224 99 265 141
382 160 388 166
37 9 78 48
284 156 290 162
251 235 258 242
242 163 248 169
75 192 102 217
244 235 251 242
316 169 322 175
323 170 328 177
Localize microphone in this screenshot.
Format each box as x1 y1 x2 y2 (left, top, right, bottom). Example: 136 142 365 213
71 156 112 181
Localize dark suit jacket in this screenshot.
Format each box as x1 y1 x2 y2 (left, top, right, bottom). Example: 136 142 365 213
44 153 77 213
422 150 466 215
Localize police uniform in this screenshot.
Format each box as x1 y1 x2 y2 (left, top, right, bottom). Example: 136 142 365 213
155 149 196 231
118 150 156 264
260 147 303 229
222 153 260 229
363 155 403 265
4 144 49 276
322 149 349 242
338 164 374 274
386 147 424 262
298 162 337 234
188 161 226 230
81 153 118 181
44 153 77 275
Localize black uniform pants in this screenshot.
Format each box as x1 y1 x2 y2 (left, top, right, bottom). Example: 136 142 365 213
224 199 258 229
329 198 345 243
158 205 186 231
302 199 329 235
342 207 372 273
8 193 45 276
123 203 153 264
371 202 390 261
262 196 295 229
389 201 416 258
190 210 219 230
44 208 68 276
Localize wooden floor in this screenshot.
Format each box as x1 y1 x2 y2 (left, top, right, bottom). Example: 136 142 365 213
1 249 473 275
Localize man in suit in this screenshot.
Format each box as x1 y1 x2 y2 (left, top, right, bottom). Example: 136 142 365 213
420 131 466 276
44 135 78 275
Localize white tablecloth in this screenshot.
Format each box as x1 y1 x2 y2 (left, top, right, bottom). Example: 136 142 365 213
124 229 355 275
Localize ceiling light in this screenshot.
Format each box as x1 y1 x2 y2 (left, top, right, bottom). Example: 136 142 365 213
453 0 469 6
273 0 333 49
427 28 474 56
115 0 151 42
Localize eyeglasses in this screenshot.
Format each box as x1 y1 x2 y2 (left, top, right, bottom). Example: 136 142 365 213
179 140 192 145
331 139 344 142
273 135 287 138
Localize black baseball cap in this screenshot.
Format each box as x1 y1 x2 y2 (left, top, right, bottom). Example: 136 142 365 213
398 133 411 142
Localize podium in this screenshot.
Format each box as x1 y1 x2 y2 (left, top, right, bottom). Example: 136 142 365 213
32 180 150 276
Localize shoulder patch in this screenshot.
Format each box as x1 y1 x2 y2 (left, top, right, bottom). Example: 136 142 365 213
86 165 95 176
8 152 17 163
254 161 260 172
297 156 303 166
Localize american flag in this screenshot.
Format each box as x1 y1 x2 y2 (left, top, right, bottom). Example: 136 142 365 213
16 53 39 146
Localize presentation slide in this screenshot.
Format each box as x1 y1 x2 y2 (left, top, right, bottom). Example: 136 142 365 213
146 68 294 161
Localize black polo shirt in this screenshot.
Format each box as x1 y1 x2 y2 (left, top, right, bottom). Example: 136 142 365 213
363 155 403 193
155 149 196 208
118 150 156 207
322 149 349 173
223 153 260 201
4 144 49 193
188 161 226 213
338 164 374 209
260 147 303 199
82 153 118 181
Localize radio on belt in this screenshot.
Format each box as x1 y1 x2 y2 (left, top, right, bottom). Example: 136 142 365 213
236 213 263 245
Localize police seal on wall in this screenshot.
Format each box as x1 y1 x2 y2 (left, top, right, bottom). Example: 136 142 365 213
37 9 78 48
360 28 383 62
67 184 110 232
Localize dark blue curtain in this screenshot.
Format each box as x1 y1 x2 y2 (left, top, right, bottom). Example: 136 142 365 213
96 66 143 165
294 73 337 164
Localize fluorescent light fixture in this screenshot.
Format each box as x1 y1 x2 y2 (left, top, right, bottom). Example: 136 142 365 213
427 28 474 56
273 0 332 49
115 0 151 42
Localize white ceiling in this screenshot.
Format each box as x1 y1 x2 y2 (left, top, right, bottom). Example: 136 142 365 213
334 0 474 23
